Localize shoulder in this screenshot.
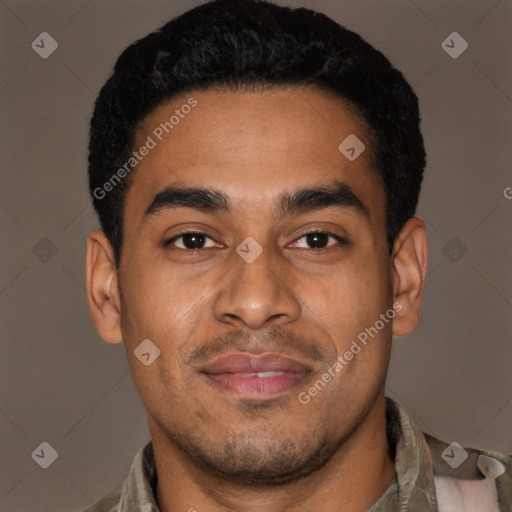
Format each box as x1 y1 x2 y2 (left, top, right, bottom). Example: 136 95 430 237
81 482 123 512
424 433 512 512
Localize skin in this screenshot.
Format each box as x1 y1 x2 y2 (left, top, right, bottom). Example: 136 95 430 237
86 86 428 512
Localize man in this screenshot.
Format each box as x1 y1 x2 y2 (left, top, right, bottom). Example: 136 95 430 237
84 0 511 510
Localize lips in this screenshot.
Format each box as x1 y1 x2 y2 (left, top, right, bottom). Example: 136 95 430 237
201 353 312 398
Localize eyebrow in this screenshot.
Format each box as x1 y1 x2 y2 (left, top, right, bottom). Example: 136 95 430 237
142 180 369 224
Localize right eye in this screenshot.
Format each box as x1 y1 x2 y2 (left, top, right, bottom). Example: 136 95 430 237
164 231 220 250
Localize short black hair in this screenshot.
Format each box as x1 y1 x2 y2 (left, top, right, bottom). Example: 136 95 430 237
88 0 425 267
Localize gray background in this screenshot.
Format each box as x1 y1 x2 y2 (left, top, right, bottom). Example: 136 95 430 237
0 0 510 510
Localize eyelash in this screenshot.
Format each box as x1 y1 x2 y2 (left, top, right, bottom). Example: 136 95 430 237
164 230 348 251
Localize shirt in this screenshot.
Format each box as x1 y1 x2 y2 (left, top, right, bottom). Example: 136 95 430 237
83 397 512 511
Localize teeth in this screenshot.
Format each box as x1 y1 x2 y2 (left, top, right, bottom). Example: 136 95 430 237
236 371 285 378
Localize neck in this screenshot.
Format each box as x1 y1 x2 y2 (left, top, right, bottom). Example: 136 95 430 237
151 394 395 512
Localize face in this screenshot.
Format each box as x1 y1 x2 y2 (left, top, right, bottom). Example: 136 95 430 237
87 86 426 485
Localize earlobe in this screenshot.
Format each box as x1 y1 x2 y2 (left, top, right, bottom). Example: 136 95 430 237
85 229 123 344
391 218 428 337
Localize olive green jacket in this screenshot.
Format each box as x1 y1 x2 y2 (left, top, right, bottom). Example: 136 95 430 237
83 398 511 511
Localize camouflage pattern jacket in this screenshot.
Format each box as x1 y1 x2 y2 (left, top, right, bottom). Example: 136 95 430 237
84 398 511 512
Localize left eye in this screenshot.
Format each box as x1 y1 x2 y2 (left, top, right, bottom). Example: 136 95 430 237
291 231 346 249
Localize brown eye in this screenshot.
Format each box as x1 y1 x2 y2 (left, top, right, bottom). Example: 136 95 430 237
305 232 330 249
292 231 347 249
165 232 217 250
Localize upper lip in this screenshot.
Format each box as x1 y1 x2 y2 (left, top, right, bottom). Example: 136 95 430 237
201 353 313 374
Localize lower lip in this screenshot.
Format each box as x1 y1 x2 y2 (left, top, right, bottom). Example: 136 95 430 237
204 371 310 398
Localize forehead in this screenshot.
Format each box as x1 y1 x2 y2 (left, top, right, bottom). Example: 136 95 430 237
124 87 384 227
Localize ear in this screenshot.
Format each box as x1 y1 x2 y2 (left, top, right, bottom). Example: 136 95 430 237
85 229 123 344
391 217 428 337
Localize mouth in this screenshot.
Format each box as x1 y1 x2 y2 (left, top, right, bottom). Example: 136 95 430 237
200 353 313 398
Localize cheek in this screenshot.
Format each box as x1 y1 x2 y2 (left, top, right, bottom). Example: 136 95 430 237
119 262 217 392
300 254 389 338
120 263 203 337
119 271 197 405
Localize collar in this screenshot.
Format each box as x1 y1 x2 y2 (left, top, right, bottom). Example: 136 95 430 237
369 397 438 511
118 439 159 512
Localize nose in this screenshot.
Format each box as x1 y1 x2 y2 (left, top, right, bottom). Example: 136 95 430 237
213 244 301 330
